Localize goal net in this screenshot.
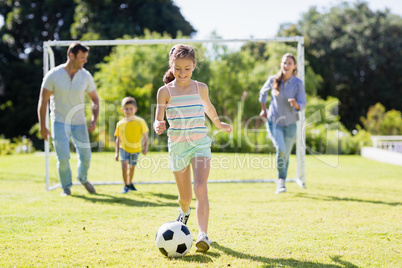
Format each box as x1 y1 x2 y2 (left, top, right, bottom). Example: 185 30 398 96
42 37 306 191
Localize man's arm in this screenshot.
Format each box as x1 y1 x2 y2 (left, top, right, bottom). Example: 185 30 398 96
37 88 53 141
87 90 99 133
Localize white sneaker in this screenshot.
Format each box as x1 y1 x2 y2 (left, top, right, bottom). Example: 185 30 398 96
195 232 211 252
60 188 71 197
275 178 286 194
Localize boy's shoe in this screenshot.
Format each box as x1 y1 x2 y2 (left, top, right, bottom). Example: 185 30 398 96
176 208 190 225
195 232 211 253
83 181 96 194
275 178 286 194
129 183 137 191
121 185 131 194
60 188 71 197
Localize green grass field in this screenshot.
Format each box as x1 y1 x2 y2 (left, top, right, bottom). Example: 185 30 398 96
0 152 401 267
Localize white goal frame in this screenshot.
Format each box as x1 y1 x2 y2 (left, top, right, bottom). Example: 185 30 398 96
42 37 306 191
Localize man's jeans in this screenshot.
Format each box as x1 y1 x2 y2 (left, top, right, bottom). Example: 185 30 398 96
267 121 297 179
52 121 91 189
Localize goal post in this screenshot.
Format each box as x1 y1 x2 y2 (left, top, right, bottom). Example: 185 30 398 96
42 36 306 191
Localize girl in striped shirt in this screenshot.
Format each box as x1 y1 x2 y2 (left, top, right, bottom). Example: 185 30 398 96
154 44 232 253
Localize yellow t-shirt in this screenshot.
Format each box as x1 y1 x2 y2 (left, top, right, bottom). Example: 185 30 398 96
115 116 149 153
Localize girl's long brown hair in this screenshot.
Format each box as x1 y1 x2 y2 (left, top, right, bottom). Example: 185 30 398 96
272 53 297 95
163 44 196 84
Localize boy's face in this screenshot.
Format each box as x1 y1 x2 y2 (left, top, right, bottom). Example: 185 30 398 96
122 103 137 118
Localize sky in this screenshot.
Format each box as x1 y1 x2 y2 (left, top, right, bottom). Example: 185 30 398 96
0 1 400 38
173 0 402 39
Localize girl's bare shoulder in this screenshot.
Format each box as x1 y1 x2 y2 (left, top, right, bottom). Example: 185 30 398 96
195 81 209 94
156 85 170 103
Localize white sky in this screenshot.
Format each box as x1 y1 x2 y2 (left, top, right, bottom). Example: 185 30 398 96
173 0 402 39
0 1 400 39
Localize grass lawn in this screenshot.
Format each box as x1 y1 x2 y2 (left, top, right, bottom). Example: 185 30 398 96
0 152 401 267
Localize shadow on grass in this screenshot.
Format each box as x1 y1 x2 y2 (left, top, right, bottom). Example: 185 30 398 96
147 192 178 201
294 192 400 206
211 242 359 268
71 192 178 208
164 242 359 267
178 250 221 264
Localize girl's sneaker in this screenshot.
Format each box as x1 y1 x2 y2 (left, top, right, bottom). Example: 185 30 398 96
176 208 190 225
195 232 211 252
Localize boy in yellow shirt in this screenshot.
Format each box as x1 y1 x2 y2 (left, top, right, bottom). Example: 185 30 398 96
115 97 149 193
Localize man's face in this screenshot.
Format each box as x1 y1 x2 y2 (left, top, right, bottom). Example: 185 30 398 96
71 50 88 69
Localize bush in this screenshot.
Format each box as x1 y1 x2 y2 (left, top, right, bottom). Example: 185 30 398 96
361 103 402 135
0 135 35 155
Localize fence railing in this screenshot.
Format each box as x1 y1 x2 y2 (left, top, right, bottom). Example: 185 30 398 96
371 136 402 153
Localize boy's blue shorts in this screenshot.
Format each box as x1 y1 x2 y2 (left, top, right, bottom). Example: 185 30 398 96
120 148 140 166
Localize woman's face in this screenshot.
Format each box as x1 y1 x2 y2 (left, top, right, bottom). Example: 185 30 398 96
281 56 296 77
172 58 196 82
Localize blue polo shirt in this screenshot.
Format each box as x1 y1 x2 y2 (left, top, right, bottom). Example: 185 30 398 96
259 75 307 126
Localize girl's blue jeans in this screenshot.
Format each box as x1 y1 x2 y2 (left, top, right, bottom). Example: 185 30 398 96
266 121 297 179
52 121 91 189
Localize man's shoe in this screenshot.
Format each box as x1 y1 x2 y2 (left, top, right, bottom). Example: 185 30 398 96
129 183 137 191
83 181 96 194
60 188 71 197
275 178 286 194
176 208 190 225
121 185 131 194
195 232 211 253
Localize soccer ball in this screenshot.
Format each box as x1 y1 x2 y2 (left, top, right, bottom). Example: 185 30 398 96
155 221 193 257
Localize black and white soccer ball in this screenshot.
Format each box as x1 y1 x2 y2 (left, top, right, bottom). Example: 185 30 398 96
155 221 193 257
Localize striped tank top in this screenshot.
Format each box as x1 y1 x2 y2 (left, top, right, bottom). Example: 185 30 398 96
166 81 209 142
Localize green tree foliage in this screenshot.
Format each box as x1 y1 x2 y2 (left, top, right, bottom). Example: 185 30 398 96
71 0 195 40
94 32 171 145
300 2 402 129
93 36 324 152
0 0 76 141
0 0 195 147
361 102 402 135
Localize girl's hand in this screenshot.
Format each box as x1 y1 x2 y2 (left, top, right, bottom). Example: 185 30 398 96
115 153 119 161
218 122 232 133
288 98 300 110
259 109 267 122
153 120 166 135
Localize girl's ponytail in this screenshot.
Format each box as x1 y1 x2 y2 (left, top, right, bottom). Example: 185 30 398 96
163 69 175 84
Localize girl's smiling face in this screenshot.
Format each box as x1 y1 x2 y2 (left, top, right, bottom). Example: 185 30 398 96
172 58 196 82
281 56 297 77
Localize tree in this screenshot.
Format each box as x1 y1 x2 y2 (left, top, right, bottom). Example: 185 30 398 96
0 0 76 142
0 0 195 146
361 103 402 135
300 2 402 129
71 0 195 40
